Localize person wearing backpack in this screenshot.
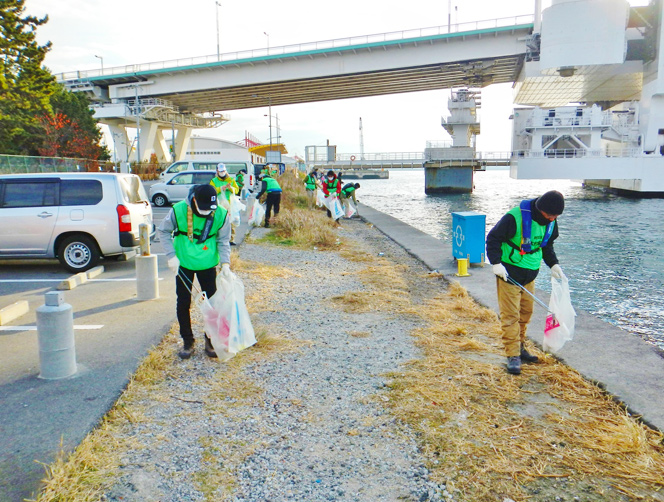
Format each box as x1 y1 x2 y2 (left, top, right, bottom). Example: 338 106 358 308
486 190 566 375
340 182 360 216
157 184 232 360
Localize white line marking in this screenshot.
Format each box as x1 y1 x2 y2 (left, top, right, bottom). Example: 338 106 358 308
0 325 104 331
0 278 165 283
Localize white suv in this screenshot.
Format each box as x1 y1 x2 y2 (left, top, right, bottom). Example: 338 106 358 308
0 173 154 272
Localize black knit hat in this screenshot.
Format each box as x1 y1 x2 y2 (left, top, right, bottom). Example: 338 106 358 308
535 190 565 215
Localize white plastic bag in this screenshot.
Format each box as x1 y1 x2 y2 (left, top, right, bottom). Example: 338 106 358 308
343 200 356 218
198 271 257 361
248 199 265 227
316 189 326 207
543 276 576 352
325 196 344 220
229 196 246 226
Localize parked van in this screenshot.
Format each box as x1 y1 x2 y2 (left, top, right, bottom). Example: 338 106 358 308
160 160 255 189
0 173 154 272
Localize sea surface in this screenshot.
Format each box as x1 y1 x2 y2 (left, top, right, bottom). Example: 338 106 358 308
357 168 664 350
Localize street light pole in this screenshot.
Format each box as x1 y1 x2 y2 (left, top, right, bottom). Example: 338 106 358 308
94 54 103 72
215 1 221 59
264 31 269 53
252 94 272 161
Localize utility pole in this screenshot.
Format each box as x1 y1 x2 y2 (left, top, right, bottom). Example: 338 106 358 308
359 117 365 160
215 1 221 59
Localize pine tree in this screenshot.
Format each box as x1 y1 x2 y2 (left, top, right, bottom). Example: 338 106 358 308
0 0 54 155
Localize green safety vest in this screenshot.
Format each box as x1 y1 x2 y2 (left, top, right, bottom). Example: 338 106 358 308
236 172 244 187
263 176 282 192
304 175 317 190
341 185 355 198
172 201 227 270
210 176 237 202
500 205 549 270
324 179 339 194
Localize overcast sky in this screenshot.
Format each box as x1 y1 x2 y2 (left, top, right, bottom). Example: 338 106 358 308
24 0 583 157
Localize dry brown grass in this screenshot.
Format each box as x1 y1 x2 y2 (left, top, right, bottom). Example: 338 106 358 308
33 323 310 502
271 207 340 249
386 280 664 501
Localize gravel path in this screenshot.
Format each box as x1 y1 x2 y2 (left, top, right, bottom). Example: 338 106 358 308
103 219 452 502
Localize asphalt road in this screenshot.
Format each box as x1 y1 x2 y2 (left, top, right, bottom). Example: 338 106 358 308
0 200 176 501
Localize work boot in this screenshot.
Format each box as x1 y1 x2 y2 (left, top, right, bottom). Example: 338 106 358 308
506 356 521 375
520 343 539 364
178 341 194 359
204 336 218 358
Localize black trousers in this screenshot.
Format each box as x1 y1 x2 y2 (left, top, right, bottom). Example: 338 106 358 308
265 192 281 225
176 266 217 345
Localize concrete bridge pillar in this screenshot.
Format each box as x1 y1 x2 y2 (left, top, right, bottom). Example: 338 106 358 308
424 164 474 194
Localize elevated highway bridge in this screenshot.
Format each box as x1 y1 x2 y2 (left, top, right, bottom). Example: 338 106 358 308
57 16 534 164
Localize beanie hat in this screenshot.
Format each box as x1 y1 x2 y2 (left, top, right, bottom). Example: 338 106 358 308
535 190 565 215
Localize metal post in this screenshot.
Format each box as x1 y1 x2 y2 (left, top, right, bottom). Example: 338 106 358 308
215 1 221 59
268 98 273 152
95 54 104 72
171 120 176 161
135 84 140 164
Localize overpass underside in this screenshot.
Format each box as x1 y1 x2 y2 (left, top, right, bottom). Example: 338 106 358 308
159 55 525 112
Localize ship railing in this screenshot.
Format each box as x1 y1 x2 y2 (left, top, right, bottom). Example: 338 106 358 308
513 148 643 158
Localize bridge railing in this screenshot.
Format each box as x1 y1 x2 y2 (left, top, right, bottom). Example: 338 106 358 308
513 148 644 158
55 14 534 82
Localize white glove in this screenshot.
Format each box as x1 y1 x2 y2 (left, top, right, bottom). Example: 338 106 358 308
492 263 509 282
551 264 566 280
221 263 231 278
167 256 180 272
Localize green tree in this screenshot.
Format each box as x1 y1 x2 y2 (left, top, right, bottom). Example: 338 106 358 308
0 0 55 155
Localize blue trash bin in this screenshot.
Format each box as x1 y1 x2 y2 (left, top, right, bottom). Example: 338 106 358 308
451 212 486 264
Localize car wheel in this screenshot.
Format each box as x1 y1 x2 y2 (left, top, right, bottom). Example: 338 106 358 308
57 235 100 273
152 194 168 207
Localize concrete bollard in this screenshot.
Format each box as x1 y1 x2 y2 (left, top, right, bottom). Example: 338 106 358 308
136 255 159 300
135 222 159 300
36 291 77 380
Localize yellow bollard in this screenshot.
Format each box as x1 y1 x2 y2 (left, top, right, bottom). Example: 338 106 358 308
455 258 471 277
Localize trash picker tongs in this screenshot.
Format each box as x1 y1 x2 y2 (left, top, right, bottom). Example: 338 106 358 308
506 275 557 322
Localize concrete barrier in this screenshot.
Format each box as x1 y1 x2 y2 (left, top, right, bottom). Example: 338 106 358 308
0 300 29 325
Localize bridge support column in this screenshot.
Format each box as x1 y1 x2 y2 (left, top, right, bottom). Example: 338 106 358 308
424 165 474 194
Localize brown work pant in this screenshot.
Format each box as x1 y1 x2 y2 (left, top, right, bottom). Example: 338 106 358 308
496 278 535 357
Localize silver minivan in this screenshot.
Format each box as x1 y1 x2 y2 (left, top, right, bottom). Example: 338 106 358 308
0 173 154 272
159 160 255 189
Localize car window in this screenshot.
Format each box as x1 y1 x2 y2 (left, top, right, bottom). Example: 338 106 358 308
192 162 217 171
1 181 58 208
193 172 216 184
118 176 148 204
61 180 103 206
172 173 194 185
169 162 188 174
225 163 244 175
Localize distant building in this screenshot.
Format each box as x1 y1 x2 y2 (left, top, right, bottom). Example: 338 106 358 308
184 136 264 164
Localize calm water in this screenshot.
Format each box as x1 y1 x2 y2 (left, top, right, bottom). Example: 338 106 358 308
357 169 664 349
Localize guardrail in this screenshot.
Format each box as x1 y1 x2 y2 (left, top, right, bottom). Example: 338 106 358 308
55 14 534 82
513 148 644 158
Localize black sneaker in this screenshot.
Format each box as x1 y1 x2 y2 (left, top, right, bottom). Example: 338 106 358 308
230 242 237 246
204 336 218 358
520 344 539 364
178 342 194 359
506 356 521 375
